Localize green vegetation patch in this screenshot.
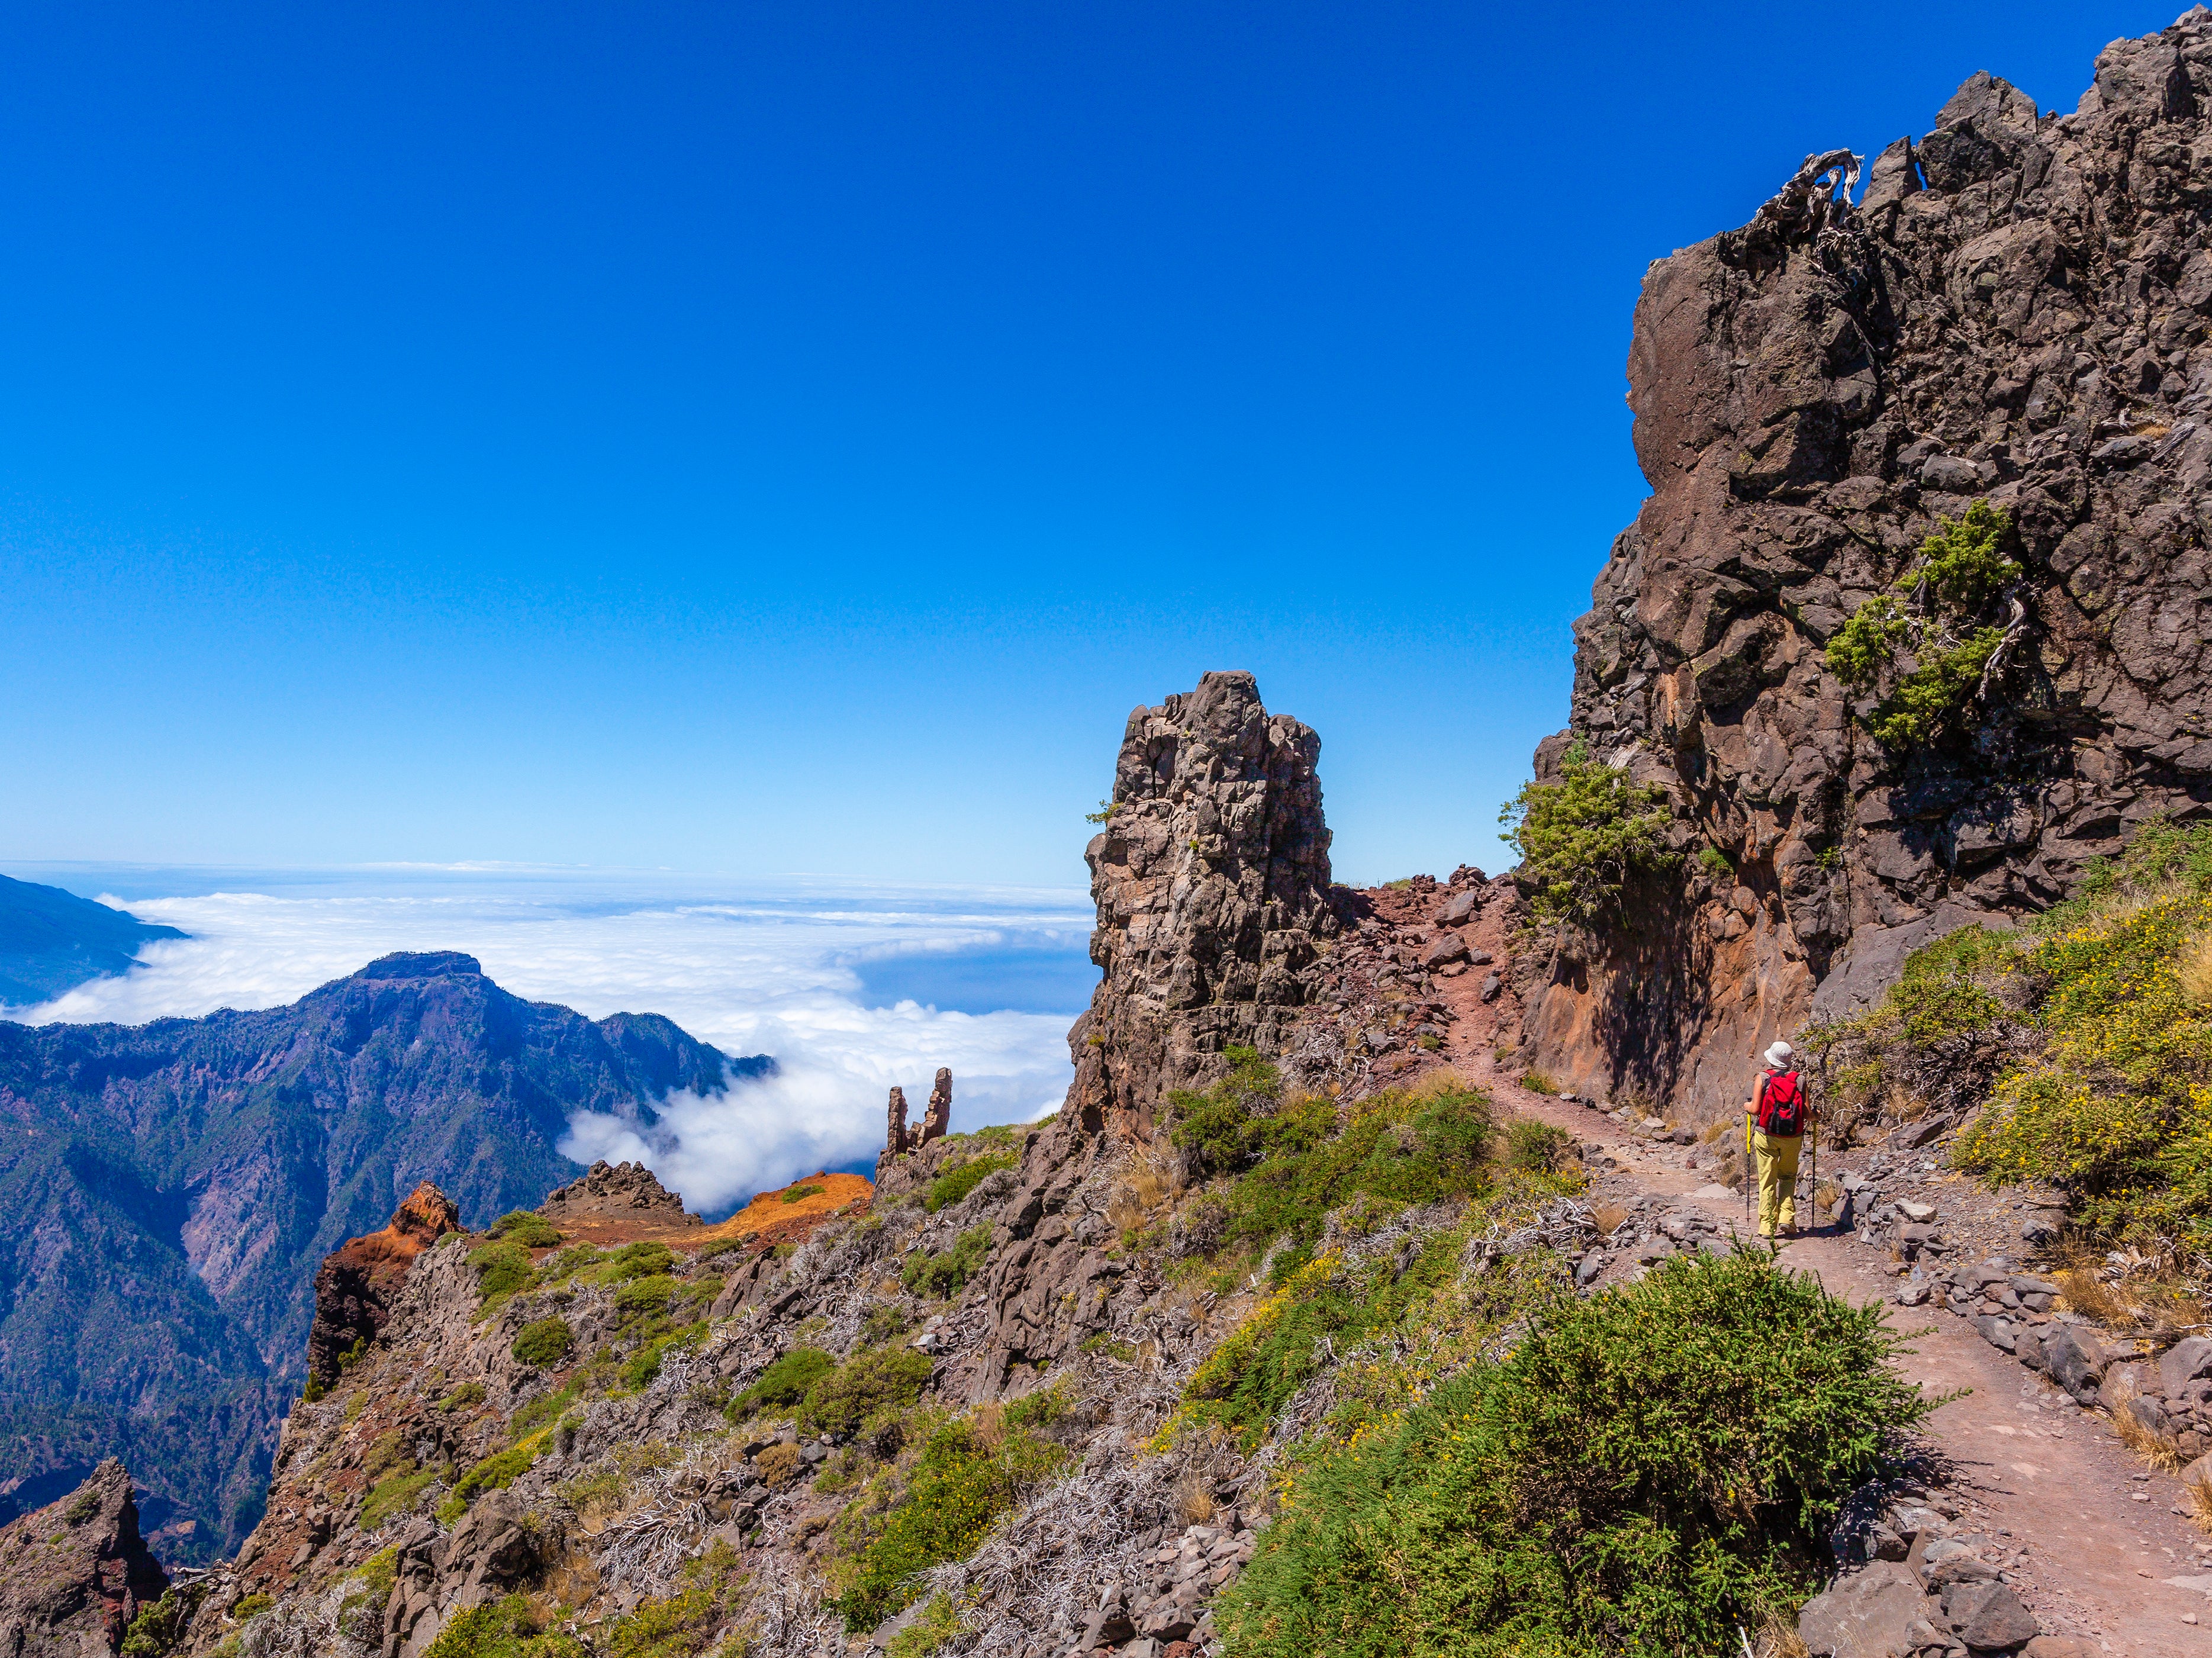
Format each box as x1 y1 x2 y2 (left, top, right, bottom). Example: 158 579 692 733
440 1382 488 1412
1824 502 2020 749
1169 1050 1511 1260
613 1273 682 1321
901 1226 993 1298
423 1593 585 1658
800 1346 936 1438
360 1467 440 1530
511 1317 574 1369
486 1211 564 1248
780 1183 826 1204
730 1346 836 1419
924 1151 1020 1213
835 1419 1066 1631
468 1240 535 1310
1213 1250 1925 1658
1497 741 1676 925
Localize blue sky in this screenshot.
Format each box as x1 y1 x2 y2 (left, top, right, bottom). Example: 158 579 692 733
0 2 2180 887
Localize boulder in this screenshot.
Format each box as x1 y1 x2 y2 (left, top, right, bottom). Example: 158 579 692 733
1420 932 1470 968
2161 1335 2212 1396
1941 1580 2039 1650
1797 1561 1940 1658
2042 1327 2107 1402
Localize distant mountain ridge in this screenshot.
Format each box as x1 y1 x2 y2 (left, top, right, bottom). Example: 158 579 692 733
0 950 771 1560
0 872 186 1007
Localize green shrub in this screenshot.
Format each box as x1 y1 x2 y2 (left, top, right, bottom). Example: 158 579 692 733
1498 742 1675 923
603 1241 677 1283
1694 845 1733 878
1870 627 2004 748
359 1467 439 1530
622 1323 707 1392
230 1595 273 1623
423 1593 585 1658
780 1183 825 1204
1170 1055 1504 1259
440 1382 488 1412
511 1318 574 1369
1213 1251 1926 1657
122 1587 200 1656
731 1347 836 1418
363 1428 415 1483
1824 503 2019 749
901 1226 993 1298
487 1212 564 1248
614 1273 681 1321
468 1240 534 1306
836 1421 1065 1630
510 1385 579 1439
1503 1119 1574 1174
602 1541 743 1657
800 1347 936 1437
887 1593 962 1658
924 1152 1019 1213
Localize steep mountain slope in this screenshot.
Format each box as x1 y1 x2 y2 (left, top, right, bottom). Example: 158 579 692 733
104 677 2043 1658
0 951 766 1560
1516 11 2212 1116
0 872 186 1007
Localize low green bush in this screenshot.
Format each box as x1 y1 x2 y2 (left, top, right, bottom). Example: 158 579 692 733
800 1347 935 1437
230 1595 273 1622
423 1593 585 1658
511 1317 574 1369
901 1226 993 1298
468 1240 533 1307
448 1440 542 1508
1502 1119 1574 1174
602 1241 676 1283
924 1152 1019 1213
835 1420 1065 1630
1169 1054 1506 1258
510 1385 579 1439
730 1347 836 1418
1213 1250 1925 1657
780 1183 825 1204
359 1467 439 1530
614 1273 681 1320
622 1322 707 1391
487 1212 564 1248
440 1382 488 1412
121 1586 201 1656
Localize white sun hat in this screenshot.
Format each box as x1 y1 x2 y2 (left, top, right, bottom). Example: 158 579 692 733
1764 1040 1794 1068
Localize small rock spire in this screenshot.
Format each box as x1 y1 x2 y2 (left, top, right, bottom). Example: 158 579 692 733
921 1068 952 1146
887 1085 912 1156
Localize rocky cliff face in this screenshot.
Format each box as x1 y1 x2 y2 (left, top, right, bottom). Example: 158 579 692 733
1521 11 2212 1115
307 1184 463 1393
0 1460 168 1657
0 953 764 1559
1067 671 1337 1140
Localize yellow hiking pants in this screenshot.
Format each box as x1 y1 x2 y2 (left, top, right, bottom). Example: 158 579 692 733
1749 1128 1801 1236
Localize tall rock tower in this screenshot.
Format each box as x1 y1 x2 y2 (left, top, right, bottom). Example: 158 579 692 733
1065 671 1337 1139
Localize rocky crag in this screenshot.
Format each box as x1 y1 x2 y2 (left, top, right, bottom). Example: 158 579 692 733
1518 8 2212 1118
0 1459 168 1657
1067 671 1337 1141
307 1184 465 1394
0 952 765 1558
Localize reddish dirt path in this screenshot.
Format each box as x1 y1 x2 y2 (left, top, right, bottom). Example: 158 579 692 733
1344 883 2211 1651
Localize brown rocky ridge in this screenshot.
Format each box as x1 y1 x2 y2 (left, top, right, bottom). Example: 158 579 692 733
1514 7 2212 1120
308 1182 465 1393
0 1459 168 1657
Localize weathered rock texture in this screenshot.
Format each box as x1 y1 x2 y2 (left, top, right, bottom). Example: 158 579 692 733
922 1067 952 1144
1067 671 1338 1139
307 1183 463 1390
0 1460 167 1656
885 1084 912 1157
539 1159 700 1226
1522 11 2212 1116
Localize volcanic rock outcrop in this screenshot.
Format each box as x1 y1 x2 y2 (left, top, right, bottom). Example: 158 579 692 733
306 1182 463 1390
1066 670 1337 1138
539 1158 700 1226
880 1069 954 1162
1520 10 2212 1115
0 1459 167 1656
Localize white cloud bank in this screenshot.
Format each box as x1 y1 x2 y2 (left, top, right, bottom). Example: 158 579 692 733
4 871 1094 1215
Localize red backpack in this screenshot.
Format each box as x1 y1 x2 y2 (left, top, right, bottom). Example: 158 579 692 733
1755 1070 1805 1137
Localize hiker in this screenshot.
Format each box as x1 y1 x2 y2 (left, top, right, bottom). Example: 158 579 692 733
1745 1039 1812 1238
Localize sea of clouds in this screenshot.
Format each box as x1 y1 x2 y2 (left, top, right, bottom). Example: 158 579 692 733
2 865 1096 1216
